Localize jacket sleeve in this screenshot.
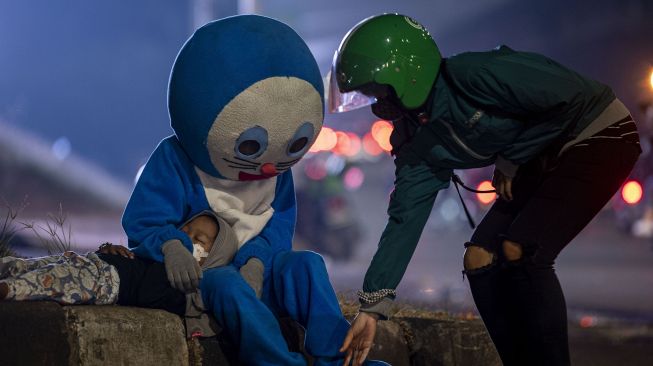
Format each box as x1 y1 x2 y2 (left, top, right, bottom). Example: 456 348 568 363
232 170 296 272
448 47 606 167
122 139 195 262
361 161 451 300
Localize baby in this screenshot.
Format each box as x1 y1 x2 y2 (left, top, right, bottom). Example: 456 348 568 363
0 210 234 327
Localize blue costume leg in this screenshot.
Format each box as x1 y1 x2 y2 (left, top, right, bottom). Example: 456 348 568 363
267 251 390 366
267 251 349 363
200 265 306 366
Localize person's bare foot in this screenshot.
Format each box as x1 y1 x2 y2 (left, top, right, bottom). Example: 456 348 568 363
0 282 9 300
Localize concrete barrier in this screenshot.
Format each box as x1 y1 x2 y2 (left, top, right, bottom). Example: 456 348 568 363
0 302 500 365
0 302 188 366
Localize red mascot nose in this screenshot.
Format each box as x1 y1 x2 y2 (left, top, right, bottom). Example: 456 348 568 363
260 163 277 176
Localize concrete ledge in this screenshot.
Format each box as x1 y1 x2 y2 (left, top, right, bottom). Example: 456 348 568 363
0 302 500 365
392 316 500 366
0 302 188 366
0 302 71 366
64 305 189 366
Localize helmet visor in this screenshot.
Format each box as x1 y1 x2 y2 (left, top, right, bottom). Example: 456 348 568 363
326 67 376 114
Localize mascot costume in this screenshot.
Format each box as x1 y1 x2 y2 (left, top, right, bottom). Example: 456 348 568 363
122 15 388 366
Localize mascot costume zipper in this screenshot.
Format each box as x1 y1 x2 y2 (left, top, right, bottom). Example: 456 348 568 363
122 15 388 366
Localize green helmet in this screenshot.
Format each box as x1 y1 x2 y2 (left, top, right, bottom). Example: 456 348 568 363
328 14 441 113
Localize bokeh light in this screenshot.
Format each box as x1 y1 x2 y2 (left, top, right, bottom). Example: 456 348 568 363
362 132 383 156
51 136 71 161
343 166 365 190
333 131 350 156
579 316 597 328
304 160 327 180
476 180 497 205
344 133 361 157
370 120 393 152
309 127 337 153
621 180 643 205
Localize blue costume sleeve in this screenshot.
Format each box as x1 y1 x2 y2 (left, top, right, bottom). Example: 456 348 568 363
232 170 296 271
122 138 196 262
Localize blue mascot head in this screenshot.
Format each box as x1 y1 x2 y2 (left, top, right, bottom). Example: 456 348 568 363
168 15 324 181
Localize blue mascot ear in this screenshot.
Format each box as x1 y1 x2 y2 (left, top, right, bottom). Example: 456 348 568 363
168 15 324 178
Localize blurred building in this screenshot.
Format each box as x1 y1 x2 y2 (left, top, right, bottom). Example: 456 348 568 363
0 119 130 255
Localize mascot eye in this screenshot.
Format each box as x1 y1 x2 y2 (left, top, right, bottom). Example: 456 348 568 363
287 122 315 157
235 126 268 159
289 138 308 154
238 140 261 155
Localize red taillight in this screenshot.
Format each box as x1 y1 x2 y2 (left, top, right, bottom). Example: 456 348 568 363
621 180 643 205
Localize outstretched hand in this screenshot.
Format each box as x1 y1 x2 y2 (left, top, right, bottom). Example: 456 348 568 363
340 312 379 366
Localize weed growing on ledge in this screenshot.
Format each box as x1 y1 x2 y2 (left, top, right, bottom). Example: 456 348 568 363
21 203 75 255
0 197 27 257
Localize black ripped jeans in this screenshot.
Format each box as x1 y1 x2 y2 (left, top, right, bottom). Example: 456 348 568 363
466 139 641 366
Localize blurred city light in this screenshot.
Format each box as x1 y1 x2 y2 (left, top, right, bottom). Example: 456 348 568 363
309 127 337 153
304 159 327 180
476 180 497 205
649 69 653 90
362 132 383 156
439 197 461 222
51 136 71 161
345 133 362 157
370 120 393 152
333 131 350 156
579 315 597 328
325 154 346 175
343 166 365 190
621 180 643 205
333 131 361 157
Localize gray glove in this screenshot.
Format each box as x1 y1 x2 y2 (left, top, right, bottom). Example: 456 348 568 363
239 258 264 298
162 240 202 293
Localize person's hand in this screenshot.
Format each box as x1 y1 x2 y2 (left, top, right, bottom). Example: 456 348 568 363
98 243 134 259
492 168 514 201
239 258 264 298
340 312 379 366
162 240 202 293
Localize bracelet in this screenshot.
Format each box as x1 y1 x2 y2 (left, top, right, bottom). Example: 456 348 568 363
357 289 396 304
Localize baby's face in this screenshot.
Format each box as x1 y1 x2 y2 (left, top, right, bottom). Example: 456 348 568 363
181 215 218 263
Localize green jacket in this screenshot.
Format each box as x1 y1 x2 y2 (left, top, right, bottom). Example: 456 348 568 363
362 46 615 298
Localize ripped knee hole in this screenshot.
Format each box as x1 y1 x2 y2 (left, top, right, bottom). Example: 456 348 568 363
502 240 523 261
463 245 495 270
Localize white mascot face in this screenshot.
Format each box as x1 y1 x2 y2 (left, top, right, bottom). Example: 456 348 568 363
206 76 323 181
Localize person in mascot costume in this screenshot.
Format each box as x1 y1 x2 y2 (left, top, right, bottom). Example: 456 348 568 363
122 14 389 366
